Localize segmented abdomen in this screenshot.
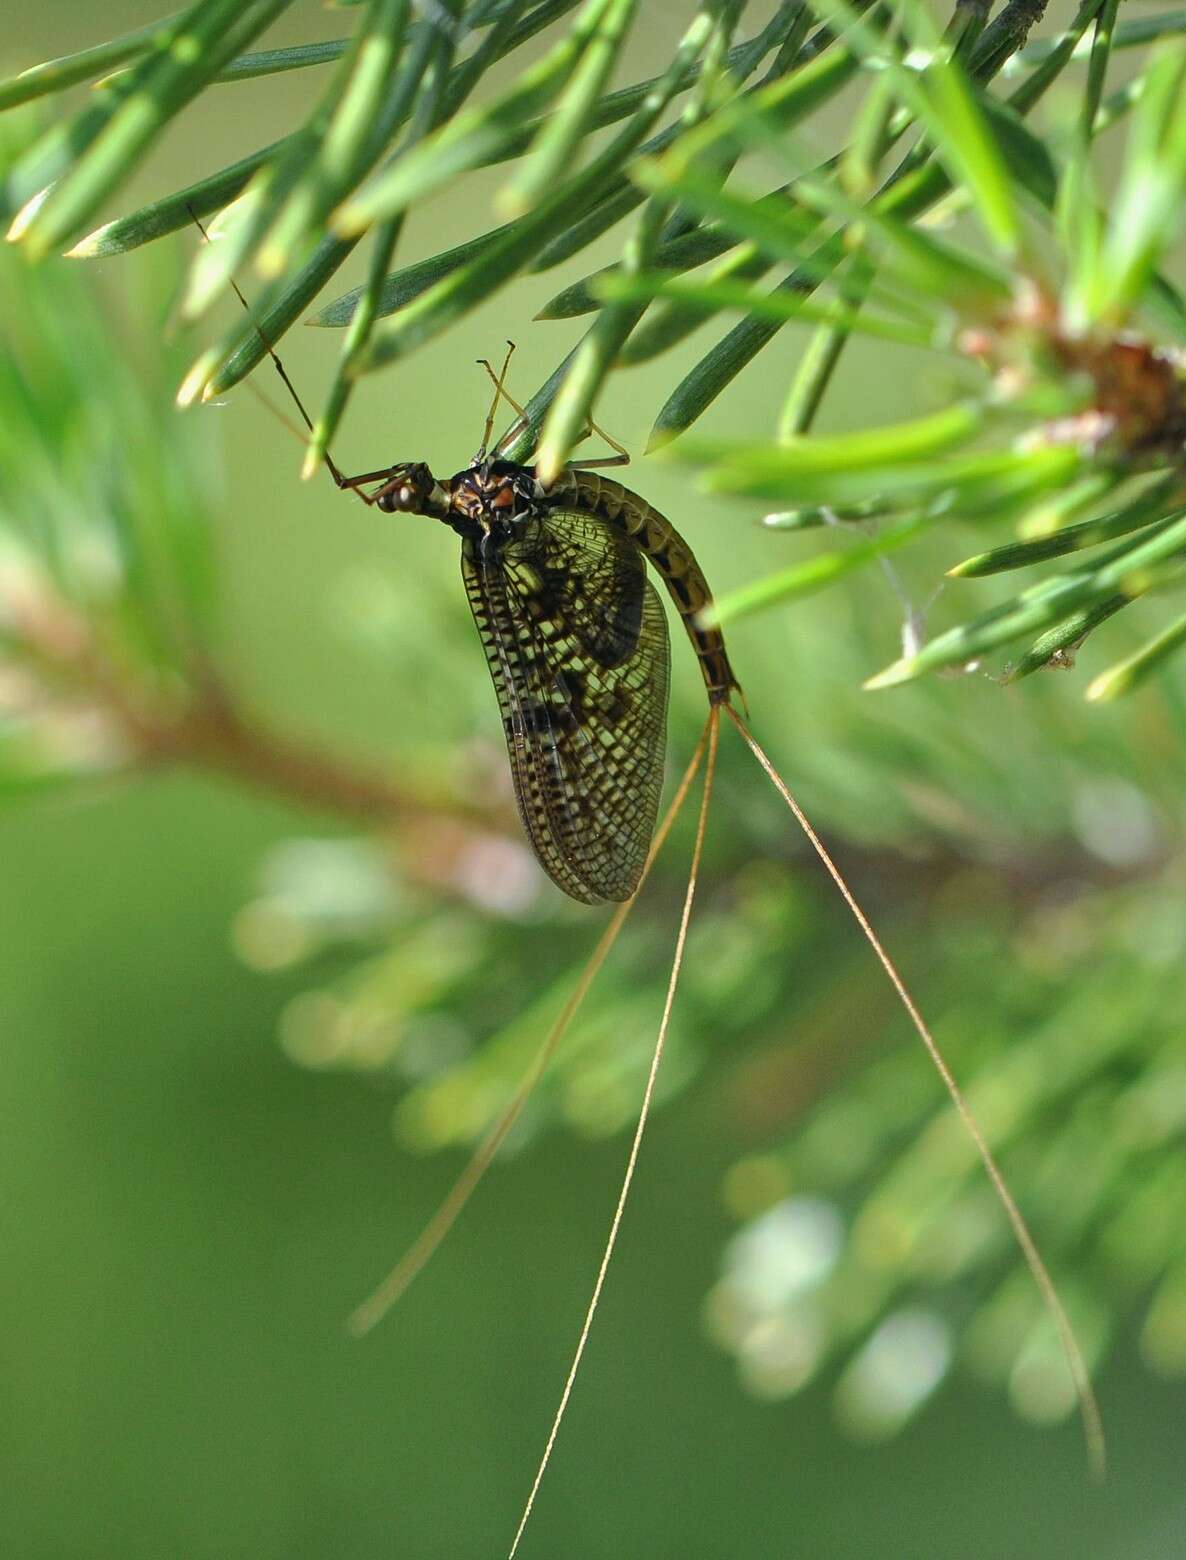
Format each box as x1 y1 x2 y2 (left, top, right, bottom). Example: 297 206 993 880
554 470 740 705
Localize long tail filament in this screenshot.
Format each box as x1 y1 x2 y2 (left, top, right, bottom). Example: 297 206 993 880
348 710 716 1337
508 705 720 1559
723 701 1105 1481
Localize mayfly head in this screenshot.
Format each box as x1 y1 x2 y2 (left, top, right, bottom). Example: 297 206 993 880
372 461 448 518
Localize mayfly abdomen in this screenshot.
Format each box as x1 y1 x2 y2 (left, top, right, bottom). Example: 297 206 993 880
558 470 741 706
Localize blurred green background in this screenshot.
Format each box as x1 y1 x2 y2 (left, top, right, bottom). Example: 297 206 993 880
4 6 1186 1557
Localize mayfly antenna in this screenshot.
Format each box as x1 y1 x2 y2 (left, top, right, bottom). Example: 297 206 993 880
186 205 362 495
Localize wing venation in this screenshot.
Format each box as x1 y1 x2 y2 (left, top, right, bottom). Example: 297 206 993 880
461 508 670 903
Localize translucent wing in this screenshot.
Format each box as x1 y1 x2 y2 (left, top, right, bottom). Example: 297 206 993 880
460 507 671 904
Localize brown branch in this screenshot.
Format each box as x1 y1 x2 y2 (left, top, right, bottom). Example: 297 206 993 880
6 583 502 833
141 695 438 826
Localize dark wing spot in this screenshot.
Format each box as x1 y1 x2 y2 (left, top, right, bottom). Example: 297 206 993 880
600 687 632 726
506 695 580 743
553 666 588 717
584 563 645 668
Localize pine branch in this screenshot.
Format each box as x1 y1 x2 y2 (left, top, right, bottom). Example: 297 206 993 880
9 4 1186 1448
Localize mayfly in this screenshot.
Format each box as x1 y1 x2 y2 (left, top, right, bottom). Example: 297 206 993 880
210 294 1103 1552
344 358 740 905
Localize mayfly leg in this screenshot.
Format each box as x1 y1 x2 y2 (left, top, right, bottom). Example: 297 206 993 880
475 341 518 462
478 349 527 443
581 416 631 467
564 454 631 471
476 357 631 472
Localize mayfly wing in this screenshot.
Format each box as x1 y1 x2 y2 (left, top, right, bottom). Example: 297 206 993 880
460 506 671 904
